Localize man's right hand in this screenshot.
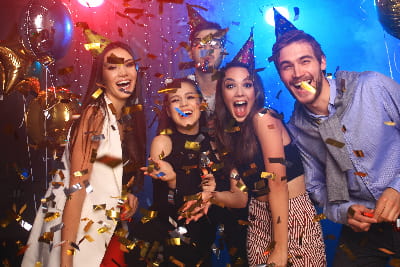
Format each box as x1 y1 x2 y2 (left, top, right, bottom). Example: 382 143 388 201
346 204 377 232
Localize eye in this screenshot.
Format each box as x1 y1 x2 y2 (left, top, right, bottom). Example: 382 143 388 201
187 95 196 100
225 83 235 89
170 98 180 103
280 64 292 71
244 82 253 88
125 61 136 68
106 65 117 70
301 59 311 65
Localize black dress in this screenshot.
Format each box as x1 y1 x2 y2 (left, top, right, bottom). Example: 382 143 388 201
129 130 219 266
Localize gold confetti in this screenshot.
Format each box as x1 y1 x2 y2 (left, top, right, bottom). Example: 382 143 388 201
140 208 158 224
44 212 60 222
93 204 106 211
83 220 94 232
38 232 54 244
339 244 356 261
184 140 201 151
261 172 276 180
108 103 117 115
167 238 182 246
159 128 173 135
325 138 345 148
91 88 103 99
313 213 327 222
73 169 88 177
35 262 42 267
300 81 316 94
107 53 125 64
157 88 178 94
353 150 364 157
384 121 396 126
96 155 123 168
224 126 240 133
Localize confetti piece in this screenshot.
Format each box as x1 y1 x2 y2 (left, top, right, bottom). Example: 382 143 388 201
353 150 364 157
354 172 367 177
378 247 395 255
361 212 374 218
263 240 276 256
300 81 316 94
184 140 200 151
384 121 396 126
325 138 345 148
93 204 106 211
261 172 276 180
73 169 88 177
108 103 117 115
44 212 60 222
107 53 124 64
313 213 326 222
96 155 123 168
38 232 54 244
91 88 103 99
83 180 93 193
174 107 187 117
348 207 356 217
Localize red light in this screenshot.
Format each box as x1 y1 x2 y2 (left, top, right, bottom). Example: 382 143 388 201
77 0 104 8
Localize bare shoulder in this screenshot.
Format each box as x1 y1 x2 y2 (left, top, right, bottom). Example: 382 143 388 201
252 108 284 127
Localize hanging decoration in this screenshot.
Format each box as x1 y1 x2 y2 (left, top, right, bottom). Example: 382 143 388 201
26 87 80 147
19 0 74 65
376 0 400 40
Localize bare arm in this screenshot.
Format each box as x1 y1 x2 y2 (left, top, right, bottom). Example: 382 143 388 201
253 111 288 266
61 108 103 267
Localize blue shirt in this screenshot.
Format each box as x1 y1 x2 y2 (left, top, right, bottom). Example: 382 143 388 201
288 71 400 224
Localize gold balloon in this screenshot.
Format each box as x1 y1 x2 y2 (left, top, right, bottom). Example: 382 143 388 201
0 39 34 96
376 0 400 39
26 87 80 147
14 77 40 96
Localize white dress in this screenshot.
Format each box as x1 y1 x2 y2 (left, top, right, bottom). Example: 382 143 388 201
22 97 123 267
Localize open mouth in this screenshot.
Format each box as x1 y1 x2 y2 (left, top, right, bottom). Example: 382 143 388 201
294 80 316 94
117 80 132 94
233 100 248 118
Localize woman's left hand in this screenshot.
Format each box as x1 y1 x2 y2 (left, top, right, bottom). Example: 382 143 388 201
121 193 138 220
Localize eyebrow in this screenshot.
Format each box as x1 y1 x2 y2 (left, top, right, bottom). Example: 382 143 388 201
279 55 314 68
224 76 252 82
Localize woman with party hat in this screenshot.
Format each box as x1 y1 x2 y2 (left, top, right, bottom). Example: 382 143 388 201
184 29 327 266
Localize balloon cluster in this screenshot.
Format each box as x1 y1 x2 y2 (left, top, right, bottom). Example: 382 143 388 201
26 87 80 147
376 0 400 40
0 0 76 147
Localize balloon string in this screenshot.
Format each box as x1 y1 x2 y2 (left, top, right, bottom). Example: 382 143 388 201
384 34 394 79
45 68 49 189
21 95 37 211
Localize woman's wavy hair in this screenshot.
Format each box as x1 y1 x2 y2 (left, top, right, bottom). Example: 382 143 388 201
214 62 265 169
156 77 207 134
70 41 146 192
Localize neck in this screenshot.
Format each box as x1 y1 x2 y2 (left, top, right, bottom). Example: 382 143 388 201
176 124 199 135
106 93 126 120
195 69 217 97
305 78 330 116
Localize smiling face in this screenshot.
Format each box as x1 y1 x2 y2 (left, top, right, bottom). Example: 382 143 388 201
190 29 225 72
167 81 202 134
222 66 256 122
276 41 327 106
102 47 137 106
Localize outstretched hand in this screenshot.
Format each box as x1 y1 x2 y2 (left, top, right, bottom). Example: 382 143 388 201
178 191 213 224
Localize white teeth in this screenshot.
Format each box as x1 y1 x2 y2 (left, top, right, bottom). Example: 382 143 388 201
183 110 192 115
234 101 247 106
117 81 130 87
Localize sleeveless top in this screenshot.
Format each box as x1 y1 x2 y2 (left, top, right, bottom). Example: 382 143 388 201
238 141 304 198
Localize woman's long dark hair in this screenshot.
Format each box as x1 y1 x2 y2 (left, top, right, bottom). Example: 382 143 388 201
156 77 207 135
69 41 146 192
214 62 265 169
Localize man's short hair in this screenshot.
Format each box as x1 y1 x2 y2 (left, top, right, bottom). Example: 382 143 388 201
189 21 226 47
269 30 325 69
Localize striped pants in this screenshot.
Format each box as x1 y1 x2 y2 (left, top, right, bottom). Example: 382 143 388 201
247 193 326 266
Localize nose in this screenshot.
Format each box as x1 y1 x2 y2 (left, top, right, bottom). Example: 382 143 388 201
293 64 303 78
235 85 244 97
118 65 128 76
